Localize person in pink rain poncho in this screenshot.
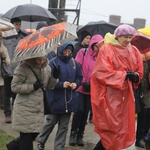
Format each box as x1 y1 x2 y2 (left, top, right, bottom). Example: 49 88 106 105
91 24 143 150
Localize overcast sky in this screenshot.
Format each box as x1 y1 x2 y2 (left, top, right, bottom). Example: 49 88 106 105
0 0 150 26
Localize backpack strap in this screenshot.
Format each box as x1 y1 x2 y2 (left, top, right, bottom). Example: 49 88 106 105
71 58 76 70
82 48 87 61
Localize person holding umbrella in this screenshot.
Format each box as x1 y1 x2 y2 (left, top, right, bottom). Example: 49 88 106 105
91 24 143 150
2 17 28 123
6 55 59 150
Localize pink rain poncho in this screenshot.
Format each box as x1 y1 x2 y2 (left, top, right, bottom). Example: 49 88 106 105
91 34 143 150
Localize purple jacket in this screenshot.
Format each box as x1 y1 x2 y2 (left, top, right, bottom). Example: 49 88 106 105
75 34 103 94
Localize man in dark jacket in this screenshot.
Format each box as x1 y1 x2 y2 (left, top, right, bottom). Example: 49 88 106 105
3 17 28 123
72 30 91 58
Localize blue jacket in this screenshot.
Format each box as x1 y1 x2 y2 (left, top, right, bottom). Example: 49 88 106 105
47 42 83 114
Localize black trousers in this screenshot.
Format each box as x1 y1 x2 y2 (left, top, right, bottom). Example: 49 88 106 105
7 133 38 150
19 132 38 150
136 108 150 141
71 92 91 134
3 77 16 116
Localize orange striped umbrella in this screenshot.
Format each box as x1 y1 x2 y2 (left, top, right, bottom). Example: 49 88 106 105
131 31 150 61
12 22 77 62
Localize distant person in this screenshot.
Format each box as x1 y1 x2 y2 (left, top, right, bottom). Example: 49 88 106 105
72 30 91 58
36 21 48 30
91 24 143 150
2 17 28 123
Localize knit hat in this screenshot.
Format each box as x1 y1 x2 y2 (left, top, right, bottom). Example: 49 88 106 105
80 30 91 42
114 24 136 37
36 22 48 30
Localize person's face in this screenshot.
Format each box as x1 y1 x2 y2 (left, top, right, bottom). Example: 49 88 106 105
82 36 91 46
117 35 133 47
62 49 72 56
34 56 46 65
92 44 99 51
13 22 21 32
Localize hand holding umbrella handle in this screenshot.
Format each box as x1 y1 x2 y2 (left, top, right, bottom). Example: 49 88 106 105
53 65 61 79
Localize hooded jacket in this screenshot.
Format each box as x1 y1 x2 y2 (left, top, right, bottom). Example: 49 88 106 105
75 34 103 94
91 33 143 150
11 58 58 133
47 42 83 114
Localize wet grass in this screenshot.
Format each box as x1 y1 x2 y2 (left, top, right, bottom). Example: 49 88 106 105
0 129 14 150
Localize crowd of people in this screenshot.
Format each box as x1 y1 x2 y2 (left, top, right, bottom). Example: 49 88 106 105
0 16 150 150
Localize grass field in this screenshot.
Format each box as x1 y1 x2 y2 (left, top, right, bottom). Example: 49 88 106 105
0 129 14 150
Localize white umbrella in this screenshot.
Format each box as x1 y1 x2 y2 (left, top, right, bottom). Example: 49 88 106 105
0 19 18 38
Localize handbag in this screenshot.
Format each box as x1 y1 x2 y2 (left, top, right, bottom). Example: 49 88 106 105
134 83 145 113
27 64 51 115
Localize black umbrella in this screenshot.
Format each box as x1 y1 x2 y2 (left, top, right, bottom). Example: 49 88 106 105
77 20 117 38
1 3 57 22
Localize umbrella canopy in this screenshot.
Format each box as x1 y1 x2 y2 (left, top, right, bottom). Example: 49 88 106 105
2 3 57 22
12 22 77 63
77 20 117 38
131 30 150 61
0 18 18 38
138 26 150 36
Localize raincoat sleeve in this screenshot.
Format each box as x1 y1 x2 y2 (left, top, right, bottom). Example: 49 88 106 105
92 45 127 90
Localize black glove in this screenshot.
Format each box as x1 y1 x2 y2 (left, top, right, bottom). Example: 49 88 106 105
53 65 61 79
33 81 43 91
126 71 139 83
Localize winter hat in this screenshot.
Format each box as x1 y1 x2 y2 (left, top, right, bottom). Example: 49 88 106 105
36 22 48 30
114 24 136 37
80 30 91 42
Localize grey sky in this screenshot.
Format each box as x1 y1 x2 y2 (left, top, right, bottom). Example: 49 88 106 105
0 0 150 26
